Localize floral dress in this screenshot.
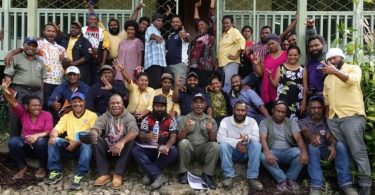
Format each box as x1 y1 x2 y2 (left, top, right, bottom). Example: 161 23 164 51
276 64 304 120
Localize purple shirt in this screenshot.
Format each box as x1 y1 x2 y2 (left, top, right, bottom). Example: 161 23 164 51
307 59 325 94
12 104 53 137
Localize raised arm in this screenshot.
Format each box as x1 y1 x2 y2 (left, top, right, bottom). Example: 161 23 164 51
1 79 17 107
131 1 145 21
113 59 132 84
269 65 281 87
280 12 298 41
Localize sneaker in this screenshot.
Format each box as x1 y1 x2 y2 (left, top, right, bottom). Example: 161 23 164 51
343 186 358 195
142 174 151 185
45 171 62 185
276 181 288 192
150 174 165 190
248 178 264 191
222 177 233 188
287 179 300 190
309 188 322 195
201 173 216 190
69 175 84 191
178 172 188 184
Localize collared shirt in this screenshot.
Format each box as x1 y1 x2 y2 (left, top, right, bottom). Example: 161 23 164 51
166 30 190 65
154 88 181 116
229 88 264 116
298 116 329 145
178 113 217 146
246 41 268 62
67 35 80 61
108 32 127 59
306 53 326 94
125 81 155 113
144 24 167 69
37 39 66 85
140 114 177 145
217 116 259 148
4 53 46 87
217 27 245 67
55 109 98 141
323 63 365 119
12 103 53 138
178 88 212 116
47 81 90 107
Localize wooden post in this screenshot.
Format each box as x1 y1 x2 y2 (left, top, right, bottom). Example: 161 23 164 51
353 0 364 45
27 0 38 37
297 0 307 63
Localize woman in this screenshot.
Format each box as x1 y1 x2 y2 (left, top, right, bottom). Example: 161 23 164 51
253 34 287 110
269 45 307 120
1 79 53 179
116 20 144 81
188 0 216 88
207 77 232 125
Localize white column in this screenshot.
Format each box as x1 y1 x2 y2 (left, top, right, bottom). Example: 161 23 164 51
353 0 364 45
297 0 307 63
27 0 38 37
3 0 9 51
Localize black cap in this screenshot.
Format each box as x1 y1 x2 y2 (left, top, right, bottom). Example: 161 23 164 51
187 71 199 79
192 93 205 102
23 37 38 46
152 13 163 22
153 95 167 105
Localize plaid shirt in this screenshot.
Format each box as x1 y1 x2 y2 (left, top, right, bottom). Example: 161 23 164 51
144 24 167 69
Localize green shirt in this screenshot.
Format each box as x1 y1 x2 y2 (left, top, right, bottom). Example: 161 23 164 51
4 53 46 87
209 91 227 117
178 113 218 146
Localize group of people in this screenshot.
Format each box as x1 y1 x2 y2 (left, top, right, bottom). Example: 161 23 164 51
0 0 372 194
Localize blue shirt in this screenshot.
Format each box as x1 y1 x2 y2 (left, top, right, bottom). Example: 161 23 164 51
166 31 189 65
229 88 264 116
179 88 212 115
47 81 90 107
144 24 167 69
298 116 329 146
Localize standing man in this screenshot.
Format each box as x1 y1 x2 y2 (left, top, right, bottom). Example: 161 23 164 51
144 13 167 89
322 48 372 195
3 38 46 136
59 21 94 85
131 1 150 44
131 95 179 190
165 15 190 87
87 94 138 189
177 93 219 190
259 101 308 192
106 19 126 64
217 15 245 92
299 96 358 195
217 100 264 190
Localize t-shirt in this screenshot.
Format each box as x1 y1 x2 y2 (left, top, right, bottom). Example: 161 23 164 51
209 91 227 117
259 119 300 150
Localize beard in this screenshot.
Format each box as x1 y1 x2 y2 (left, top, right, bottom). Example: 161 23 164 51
310 49 323 60
234 114 246 123
187 84 197 92
109 28 120 35
152 110 167 121
331 59 345 70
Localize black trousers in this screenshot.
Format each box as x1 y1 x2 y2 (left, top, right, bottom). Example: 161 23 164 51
92 137 135 176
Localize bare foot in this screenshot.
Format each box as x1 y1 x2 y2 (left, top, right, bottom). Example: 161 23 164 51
12 167 28 179
35 168 46 178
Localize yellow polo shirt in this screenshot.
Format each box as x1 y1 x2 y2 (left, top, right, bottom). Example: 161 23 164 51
323 63 365 119
125 81 155 113
154 88 181 116
217 27 246 67
108 31 127 59
66 35 80 61
55 110 98 141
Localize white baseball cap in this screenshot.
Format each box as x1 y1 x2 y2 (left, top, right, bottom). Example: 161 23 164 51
326 48 346 61
66 66 80 75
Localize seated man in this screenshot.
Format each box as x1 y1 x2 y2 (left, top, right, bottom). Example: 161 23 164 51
217 100 263 190
229 74 269 123
87 94 138 189
131 95 179 190
154 73 180 118
46 92 97 190
86 65 128 115
177 93 219 190
298 96 357 195
259 101 308 192
48 66 90 118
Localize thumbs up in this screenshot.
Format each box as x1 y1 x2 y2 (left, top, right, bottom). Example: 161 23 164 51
179 26 187 39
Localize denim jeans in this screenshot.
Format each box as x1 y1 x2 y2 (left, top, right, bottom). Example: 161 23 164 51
307 143 352 189
220 142 261 179
328 115 372 187
8 136 48 169
220 62 240 93
260 147 304 183
242 72 261 95
47 137 92 176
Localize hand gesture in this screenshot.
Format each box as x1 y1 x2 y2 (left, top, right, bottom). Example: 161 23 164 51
109 142 125 156
134 66 143 74
311 134 321 147
195 0 202 8
159 145 170 156
239 133 249 142
320 61 338 75
135 0 146 10
305 19 315 28
179 26 187 39
266 69 273 80
101 75 113 90
25 134 39 145
1 79 11 94
155 35 164 43
184 115 193 130
52 97 62 111
237 142 247 153
66 141 81 152
113 59 125 72
205 117 214 132
165 4 172 16
265 151 278 166
327 145 336 161
250 52 260 65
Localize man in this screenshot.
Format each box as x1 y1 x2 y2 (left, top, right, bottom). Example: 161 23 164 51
131 1 150 44
322 48 372 195
172 71 212 116
3 38 46 136
165 15 190 87
154 73 180 118
106 19 127 64
86 94 138 189
229 74 269 123
299 96 357 195
46 92 97 190
286 33 297 47
131 95 179 190
82 13 111 83
59 21 94 85
86 65 128 115
217 15 245 92
144 13 167 89
177 93 219 190
259 101 308 191
217 100 263 190
48 66 90 119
